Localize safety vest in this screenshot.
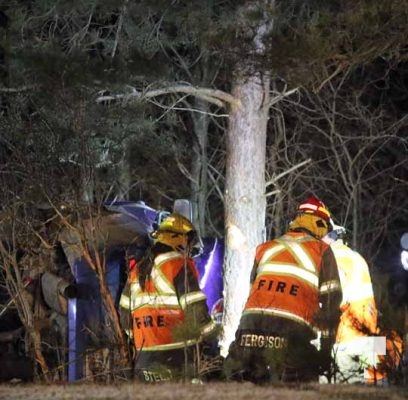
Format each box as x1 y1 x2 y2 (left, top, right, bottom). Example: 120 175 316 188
332 240 378 343
119 251 216 351
243 231 340 331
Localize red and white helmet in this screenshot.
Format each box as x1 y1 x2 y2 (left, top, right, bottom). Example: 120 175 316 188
298 196 331 222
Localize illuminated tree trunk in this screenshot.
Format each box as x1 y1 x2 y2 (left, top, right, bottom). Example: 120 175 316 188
220 71 269 356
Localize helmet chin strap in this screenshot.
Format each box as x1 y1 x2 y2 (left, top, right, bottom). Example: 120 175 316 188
175 240 194 256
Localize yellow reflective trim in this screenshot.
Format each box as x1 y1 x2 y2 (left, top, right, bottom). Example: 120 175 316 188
120 294 131 310
179 291 206 309
130 294 179 310
201 320 217 336
155 251 180 265
277 238 317 272
288 241 316 272
124 329 133 338
259 244 285 266
130 281 142 297
138 338 198 351
320 280 341 294
152 252 180 295
243 308 315 331
320 329 330 338
151 267 176 294
259 263 318 287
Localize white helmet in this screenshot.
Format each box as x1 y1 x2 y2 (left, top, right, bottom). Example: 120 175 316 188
326 220 346 241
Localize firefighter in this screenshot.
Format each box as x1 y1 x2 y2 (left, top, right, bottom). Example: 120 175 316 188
224 196 342 384
119 213 217 383
323 226 402 384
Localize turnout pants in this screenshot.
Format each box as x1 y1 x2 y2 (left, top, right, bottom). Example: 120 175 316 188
224 329 320 384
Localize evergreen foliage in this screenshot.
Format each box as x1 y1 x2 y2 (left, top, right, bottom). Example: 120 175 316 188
0 0 407 383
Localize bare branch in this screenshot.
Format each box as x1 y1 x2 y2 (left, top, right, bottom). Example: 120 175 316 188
265 158 312 187
265 189 281 198
112 0 128 59
315 62 348 93
268 87 299 108
0 85 36 93
96 84 241 108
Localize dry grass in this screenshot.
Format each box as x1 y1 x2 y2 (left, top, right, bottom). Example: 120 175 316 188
0 382 407 400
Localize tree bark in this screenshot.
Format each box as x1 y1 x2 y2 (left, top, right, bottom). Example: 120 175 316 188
220 71 269 356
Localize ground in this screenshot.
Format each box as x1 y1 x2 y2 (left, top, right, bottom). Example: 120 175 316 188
0 382 407 400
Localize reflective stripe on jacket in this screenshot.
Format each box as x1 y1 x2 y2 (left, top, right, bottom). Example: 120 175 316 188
244 231 341 332
332 240 378 344
119 251 216 351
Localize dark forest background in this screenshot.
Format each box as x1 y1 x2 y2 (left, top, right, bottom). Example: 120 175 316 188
0 0 407 381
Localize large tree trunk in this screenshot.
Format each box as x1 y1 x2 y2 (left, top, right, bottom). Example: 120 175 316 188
219 0 274 357
220 71 269 356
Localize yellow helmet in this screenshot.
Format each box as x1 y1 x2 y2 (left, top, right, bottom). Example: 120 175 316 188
289 213 330 239
154 213 194 235
289 197 333 239
151 213 196 250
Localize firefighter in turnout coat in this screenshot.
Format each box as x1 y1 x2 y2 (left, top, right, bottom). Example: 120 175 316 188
323 226 402 384
225 197 342 383
119 213 217 382
323 225 379 383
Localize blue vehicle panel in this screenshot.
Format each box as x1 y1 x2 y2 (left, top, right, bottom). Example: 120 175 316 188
66 201 224 381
